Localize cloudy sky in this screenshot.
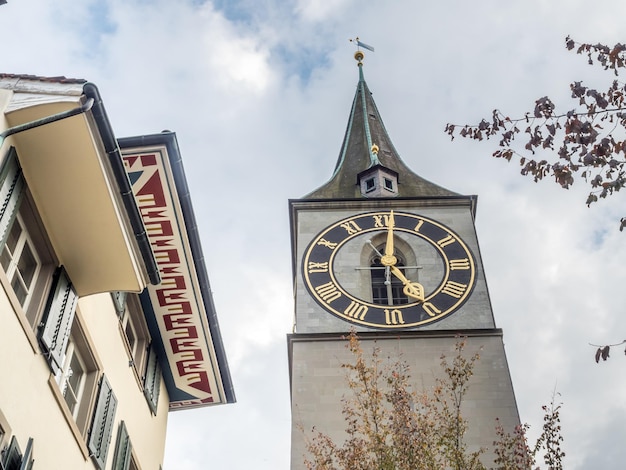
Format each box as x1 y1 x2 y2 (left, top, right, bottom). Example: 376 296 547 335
3 0 626 468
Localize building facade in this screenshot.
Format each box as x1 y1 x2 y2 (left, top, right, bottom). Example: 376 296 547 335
0 75 234 469
288 53 520 467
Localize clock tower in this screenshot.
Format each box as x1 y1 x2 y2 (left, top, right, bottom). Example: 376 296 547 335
288 51 520 467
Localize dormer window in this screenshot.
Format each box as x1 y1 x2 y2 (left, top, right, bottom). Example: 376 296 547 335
365 178 376 193
384 177 394 191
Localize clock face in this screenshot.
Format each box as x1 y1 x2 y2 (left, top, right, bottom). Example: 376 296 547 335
302 211 476 328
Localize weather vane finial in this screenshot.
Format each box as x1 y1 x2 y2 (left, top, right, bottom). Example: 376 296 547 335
349 37 375 64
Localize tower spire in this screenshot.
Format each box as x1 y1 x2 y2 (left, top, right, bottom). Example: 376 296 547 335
305 46 457 199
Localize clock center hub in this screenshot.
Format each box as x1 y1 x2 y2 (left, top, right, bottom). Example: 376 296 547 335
380 254 397 266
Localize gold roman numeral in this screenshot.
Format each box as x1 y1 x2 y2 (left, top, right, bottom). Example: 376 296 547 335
316 238 337 249
449 258 470 270
345 301 368 320
307 262 329 273
422 302 441 317
340 220 362 235
441 281 467 299
437 234 456 248
413 219 424 232
372 214 391 228
384 309 405 325
314 282 342 303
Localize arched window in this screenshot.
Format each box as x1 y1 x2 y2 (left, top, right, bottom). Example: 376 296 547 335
370 247 410 306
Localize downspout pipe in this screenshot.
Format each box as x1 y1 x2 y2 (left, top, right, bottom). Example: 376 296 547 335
83 83 161 285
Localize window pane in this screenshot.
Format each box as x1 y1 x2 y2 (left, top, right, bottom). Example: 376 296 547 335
125 318 137 355
0 221 20 271
17 241 37 287
5 219 21 253
370 252 409 306
67 352 85 393
63 347 85 416
64 388 78 414
0 245 12 271
11 275 27 305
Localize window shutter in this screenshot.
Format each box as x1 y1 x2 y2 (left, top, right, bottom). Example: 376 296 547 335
88 375 118 470
0 148 25 250
111 421 132 470
111 291 127 317
1 436 21 470
39 266 78 372
143 344 162 415
18 438 33 470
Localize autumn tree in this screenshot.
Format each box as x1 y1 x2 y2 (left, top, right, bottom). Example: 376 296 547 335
301 332 565 470
445 37 626 231
445 37 626 362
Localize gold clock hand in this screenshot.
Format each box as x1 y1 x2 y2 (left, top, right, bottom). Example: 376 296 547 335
389 265 425 302
385 211 395 256
381 211 397 267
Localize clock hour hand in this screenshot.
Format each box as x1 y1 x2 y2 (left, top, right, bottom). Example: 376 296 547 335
389 265 425 302
367 240 383 258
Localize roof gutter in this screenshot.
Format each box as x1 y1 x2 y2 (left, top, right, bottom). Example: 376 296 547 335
83 83 161 285
0 98 94 148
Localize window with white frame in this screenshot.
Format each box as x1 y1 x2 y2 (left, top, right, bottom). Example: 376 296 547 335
53 318 100 436
56 338 88 419
116 293 150 377
0 214 41 310
48 310 118 470
0 148 57 330
112 291 161 414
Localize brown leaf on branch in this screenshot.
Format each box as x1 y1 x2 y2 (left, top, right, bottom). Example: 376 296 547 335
445 36 626 228
593 345 612 362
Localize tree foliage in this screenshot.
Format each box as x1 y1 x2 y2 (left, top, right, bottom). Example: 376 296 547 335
301 332 565 469
590 339 626 363
445 37 626 230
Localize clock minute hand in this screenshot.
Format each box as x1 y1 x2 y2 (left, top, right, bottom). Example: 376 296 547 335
389 265 425 302
381 211 397 266
385 211 395 256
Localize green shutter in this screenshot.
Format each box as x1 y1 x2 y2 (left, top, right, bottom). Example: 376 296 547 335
111 421 132 470
111 291 127 317
2 435 21 470
0 147 25 250
143 344 162 415
39 266 78 372
88 375 118 470
18 438 33 470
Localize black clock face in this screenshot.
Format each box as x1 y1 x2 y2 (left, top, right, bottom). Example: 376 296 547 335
302 211 476 329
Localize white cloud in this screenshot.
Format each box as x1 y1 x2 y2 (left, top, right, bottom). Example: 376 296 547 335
4 0 626 468
294 0 354 22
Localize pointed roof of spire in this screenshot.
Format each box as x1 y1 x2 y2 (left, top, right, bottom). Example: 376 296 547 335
306 51 457 199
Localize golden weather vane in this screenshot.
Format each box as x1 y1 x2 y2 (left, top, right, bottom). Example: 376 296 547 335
349 37 375 63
